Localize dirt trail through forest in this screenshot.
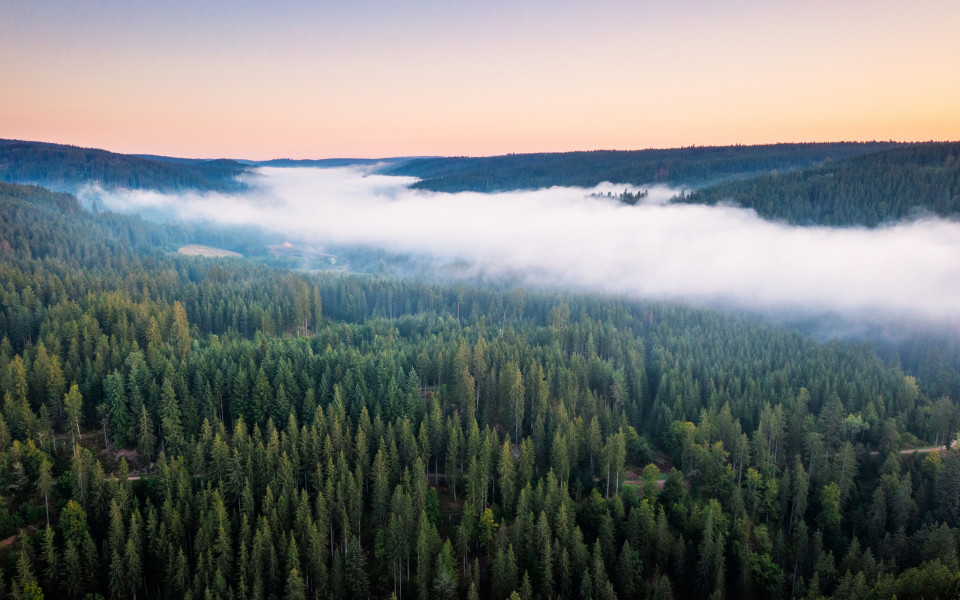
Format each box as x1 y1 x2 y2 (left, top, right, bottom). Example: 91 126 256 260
869 439 958 456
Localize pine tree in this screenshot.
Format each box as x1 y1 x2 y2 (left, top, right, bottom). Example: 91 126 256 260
105 370 131 447
286 567 307 600
499 439 516 513
159 377 183 455
64 383 83 453
344 536 369 600
37 458 53 526
434 540 458 600
137 404 156 461
371 446 391 525
41 525 58 594
491 544 519 600
170 301 191 359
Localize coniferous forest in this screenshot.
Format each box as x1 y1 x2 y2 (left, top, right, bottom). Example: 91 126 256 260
3 145 960 600
390 142 960 228
679 143 960 226
0 140 248 194
389 142 902 194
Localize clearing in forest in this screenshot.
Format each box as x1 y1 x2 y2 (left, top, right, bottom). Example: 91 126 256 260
177 244 242 257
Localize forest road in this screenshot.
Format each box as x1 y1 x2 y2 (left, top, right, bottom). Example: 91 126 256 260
869 439 958 456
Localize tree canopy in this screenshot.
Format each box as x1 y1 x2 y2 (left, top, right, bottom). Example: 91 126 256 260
0 177 959 599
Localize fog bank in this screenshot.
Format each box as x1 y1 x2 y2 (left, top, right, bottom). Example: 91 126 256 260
83 166 960 325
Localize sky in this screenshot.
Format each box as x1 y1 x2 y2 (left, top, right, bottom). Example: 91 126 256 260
2 0 960 159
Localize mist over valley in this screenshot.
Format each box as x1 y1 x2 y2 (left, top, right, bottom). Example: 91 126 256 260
82 163 960 331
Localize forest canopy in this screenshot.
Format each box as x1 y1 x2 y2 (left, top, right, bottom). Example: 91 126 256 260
0 139 249 193
387 142 903 193
2 174 960 600
677 142 960 226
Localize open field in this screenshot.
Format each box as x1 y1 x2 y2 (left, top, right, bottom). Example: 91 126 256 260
177 244 242 257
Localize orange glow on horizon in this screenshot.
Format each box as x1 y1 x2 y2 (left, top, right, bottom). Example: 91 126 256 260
2 1 959 159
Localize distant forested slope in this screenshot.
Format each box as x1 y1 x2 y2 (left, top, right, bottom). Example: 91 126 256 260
679 142 960 226
251 157 415 168
387 142 902 192
0 180 272 261
0 139 248 192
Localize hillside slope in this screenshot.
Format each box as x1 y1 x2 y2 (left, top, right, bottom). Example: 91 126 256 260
0 139 248 193
387 142 902 192
679 142 960 226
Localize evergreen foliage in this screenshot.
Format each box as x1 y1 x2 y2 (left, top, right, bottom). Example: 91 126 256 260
682 142 960 226
388 142 902 193
0 139 248 193
0 180 958 599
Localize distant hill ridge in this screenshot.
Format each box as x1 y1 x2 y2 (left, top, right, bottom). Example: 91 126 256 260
387 141 905 192
388 141 960 226
7 138 959 227
0 139 249 193
249 157 418 168
678 142 960 226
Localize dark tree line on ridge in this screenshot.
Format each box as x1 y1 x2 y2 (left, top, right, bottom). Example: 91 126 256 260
0 140 248 194
390 141 960 229
387 143 902 193
679 142 960 226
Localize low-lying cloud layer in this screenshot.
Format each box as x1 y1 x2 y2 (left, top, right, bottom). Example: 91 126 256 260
84 166 960 325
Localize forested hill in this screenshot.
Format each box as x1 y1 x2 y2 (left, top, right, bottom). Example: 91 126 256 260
5 179 960 599
0 139 249 193
678 142 960 226
386 142 902 193
249 158 415 168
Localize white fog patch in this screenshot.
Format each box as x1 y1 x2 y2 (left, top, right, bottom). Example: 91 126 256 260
81 167 960 325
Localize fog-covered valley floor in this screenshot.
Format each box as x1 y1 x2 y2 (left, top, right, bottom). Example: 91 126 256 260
83 166 960 329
